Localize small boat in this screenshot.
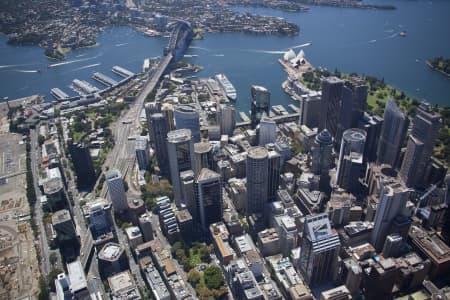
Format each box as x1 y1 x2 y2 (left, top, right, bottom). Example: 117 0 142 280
399 31 407 37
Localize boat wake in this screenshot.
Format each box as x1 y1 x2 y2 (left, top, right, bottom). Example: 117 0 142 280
184 54 199 58
384 29 395 33
48 53 102 67
252 49 286 54
14 69 40 73
189 46 210 51
369 39 377 43
72 63 101 71
75 54 87 58
0 63 34 69
212 54 225 57
115 43 128 47
289 42 312 50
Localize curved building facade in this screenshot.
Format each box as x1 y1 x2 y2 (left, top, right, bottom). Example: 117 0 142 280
174 105 201 142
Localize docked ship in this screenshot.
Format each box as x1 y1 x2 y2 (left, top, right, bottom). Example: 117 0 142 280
215 73 237 101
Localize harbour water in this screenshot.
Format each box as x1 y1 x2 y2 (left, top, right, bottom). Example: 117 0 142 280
1 0 449 113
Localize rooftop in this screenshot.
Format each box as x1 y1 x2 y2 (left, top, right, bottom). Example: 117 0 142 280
99 243 124 261
247 146 268 159
67 260 87 293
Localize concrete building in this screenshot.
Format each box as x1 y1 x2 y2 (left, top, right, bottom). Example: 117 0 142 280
195 168 223 231
257 228 280 257
210 222 236 265
274 215 298 257
180 170 196 220
161 102 175 131
42 174 65 211
135 136 150 170
300 213 341 286
371 182 411 252
66 260 89 299
320 285 352 300
142 261 171 300
55 273 71 300
377 99 408 168
174 104 201 142
149 113 170 177
145 102 161 140
193 141 213 177
259 117 277 146
250 85 271 128
105 169 127 212
400 103 441 188
338 152 364 194
108 271 141 300
382 233 403 258
167 129 195 207
246 146 269 216
98 242 129 279
125 226 143 250
138 212 154 242
299 93 321 129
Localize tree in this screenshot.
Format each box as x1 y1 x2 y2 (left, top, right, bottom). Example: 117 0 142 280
49 252 58 267
204 265 224 290
187 269 201 287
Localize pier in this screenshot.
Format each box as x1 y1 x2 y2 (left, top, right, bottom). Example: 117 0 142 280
92 72 118 87
71 79 100 95
112 66 135 78
50 88 70 101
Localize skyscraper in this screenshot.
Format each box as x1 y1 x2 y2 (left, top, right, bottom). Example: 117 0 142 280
299 213 341 286
69 142 96 190
195 168 223 231
377 99 408 168
400 103 441 188
149 113 169 177
250 85 270 128
258 117 277 146
135 136 150 170
267 150 281 202
161 102 175 131
174 104 201 142
193 141 213 177
336 128 366 187
246 146 269 216
359 112 383 163
371 182 411 252
218 103 236 136
167 129 195 207
105 169 127 212
311 129 333 191
145 102 161 142
319 77 344 141
299 93 321 129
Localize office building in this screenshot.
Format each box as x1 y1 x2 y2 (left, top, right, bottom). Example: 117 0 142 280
66 260 89 299
125 226 143 250
371 182 411 251
338 152 364 194
55 273 71 300
193 141 213 177
180 170 196 220
86 198 113 238
382 233 403 258
336 128 366 187
259 117 277 146
150 113 170 177
299 93 321 129
377 99 408 168
145 102 161 142
195 168 223 231
138 212 154 242
246 146 269 216
299 213 341 286
167 129 195 207
161 102 175 131
320 285 352 300
267 150 281 203
98 243 129 279
311 129 333 191
52 209 77 246
319 77 344 141
108 271 141 300
358 113 383 162
257 228 280 257
174 104 201 142
400 103 441 188
106 169 128 212
274 215 298 257
219 103 236 136
250 85 271 128
135 136 150 170
69 142 96 190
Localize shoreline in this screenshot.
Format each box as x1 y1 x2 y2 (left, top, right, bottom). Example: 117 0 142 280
426 60 450 79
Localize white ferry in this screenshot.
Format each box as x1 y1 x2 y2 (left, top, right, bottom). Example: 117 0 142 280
215 73 237 101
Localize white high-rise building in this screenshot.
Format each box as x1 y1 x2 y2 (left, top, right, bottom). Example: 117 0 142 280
106 169 127 212
246 146 269 216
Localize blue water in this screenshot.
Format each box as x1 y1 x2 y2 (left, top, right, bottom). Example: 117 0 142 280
0 27 166 100
1 0 449 112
